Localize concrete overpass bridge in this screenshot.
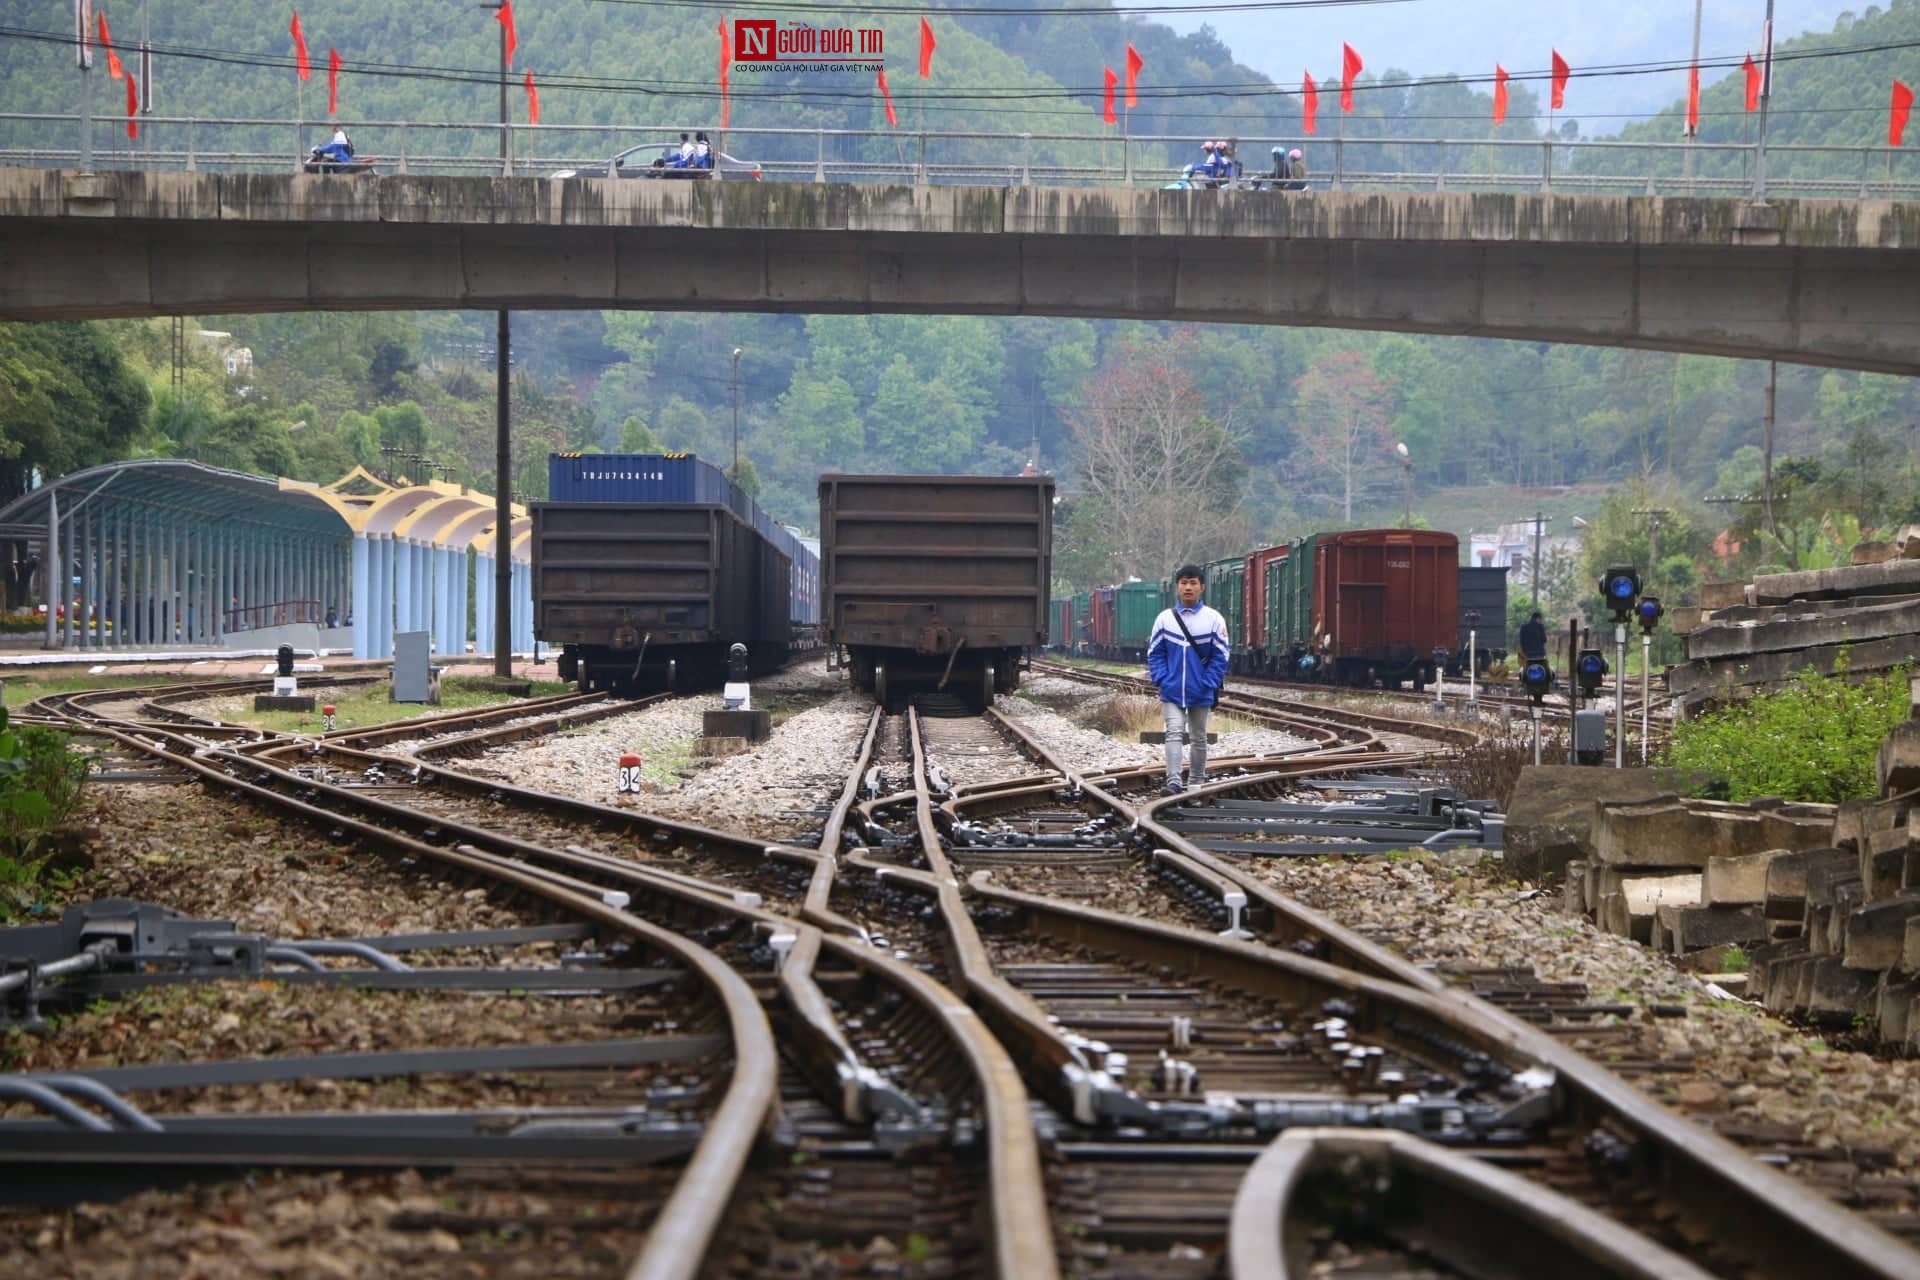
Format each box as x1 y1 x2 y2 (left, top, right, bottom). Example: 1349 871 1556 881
1 167 1916 373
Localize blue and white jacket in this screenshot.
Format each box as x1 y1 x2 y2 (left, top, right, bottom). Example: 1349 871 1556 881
1146 601 1230 708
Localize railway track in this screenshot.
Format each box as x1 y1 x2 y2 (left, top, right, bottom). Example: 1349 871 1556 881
5 673 1912 1277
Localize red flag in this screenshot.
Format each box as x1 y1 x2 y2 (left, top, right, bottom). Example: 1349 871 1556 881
525 69 539 125
96 13 124 80
1102 66 1117 125
919 17 936 79
495 0 516 67
1550 50 1569 109
126 72 138 138
290 12 310 81
718 20 730 128
1742 53 1760 110
328 49 341 115
1491 65 1509 125
878 68 897 127
1341 42 1362 112
1125 42 1144 108
1894 80 1916 147
1301 70 1318 135
1686 64 1699 135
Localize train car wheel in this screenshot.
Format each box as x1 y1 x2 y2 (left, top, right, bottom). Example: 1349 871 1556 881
873 660 890 712
994 660 1017 694
665 658 678 693
975 664 997 713
577 660 593 694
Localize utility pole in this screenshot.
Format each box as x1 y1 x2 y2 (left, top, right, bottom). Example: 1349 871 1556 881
1528 511 1551 609
494 311 512 678
1763 360 1778 538
730 347 743 481
1630 507 1672 571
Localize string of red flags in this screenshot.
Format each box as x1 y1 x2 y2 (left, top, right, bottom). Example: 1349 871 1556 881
1686 62 1700 135
1492 64 1508 125
877 68 898 126
718 20 730 127
1894 80 1915 148
920 17 936 79
1340 42 1362 112
96 13 124 80
1550 50 1569 108
525 69 540 124
1125 42 1144 108
1301 71 1318 134
1742 53 1760 109
328 48 341 114
290 12 310 80
126 71 138 138
1101 66 1117 125
496 1 517 66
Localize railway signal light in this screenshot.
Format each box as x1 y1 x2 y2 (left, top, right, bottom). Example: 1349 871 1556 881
1635 595 1664 633
1598 566 1640 621
1575 649 1609 699
1520 659 1553 703
321 704 336 732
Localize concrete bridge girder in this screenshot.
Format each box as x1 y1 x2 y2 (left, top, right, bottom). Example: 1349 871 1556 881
2 170 1917 374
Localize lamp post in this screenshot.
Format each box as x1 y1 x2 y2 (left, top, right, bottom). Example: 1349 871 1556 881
730 347 743 481
1394 441 1411 527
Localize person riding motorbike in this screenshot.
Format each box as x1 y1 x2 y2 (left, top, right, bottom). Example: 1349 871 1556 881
309 126 356 167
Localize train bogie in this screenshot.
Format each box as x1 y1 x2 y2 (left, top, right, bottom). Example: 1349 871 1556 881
819 473 1054 713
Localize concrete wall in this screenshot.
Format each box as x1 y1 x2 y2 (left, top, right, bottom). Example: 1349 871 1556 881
3 170 1918 372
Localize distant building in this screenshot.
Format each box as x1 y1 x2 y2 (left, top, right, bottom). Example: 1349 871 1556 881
1470 521 1577 573
195 329 253 379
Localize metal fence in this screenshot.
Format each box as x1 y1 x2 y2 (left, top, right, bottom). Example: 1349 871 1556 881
2 113 1915 200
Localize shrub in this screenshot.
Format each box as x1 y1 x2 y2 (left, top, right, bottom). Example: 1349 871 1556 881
1441 727 1571 812
1663 662 1909 804
0 708 92 920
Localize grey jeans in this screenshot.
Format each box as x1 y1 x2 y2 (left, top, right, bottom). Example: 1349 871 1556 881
1162 702 1211 784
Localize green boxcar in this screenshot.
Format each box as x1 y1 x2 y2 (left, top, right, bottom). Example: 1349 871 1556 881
1114 580 1162 655
1270 535 1318 663
1204 555 1245 666
1072 591 1092 650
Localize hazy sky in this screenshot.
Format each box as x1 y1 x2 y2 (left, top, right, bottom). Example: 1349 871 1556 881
1155 0 1858 133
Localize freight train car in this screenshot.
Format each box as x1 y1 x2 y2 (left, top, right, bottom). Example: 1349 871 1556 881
1269 529 1459 689
1242 544 1290 673
1203 556 1246 671
1452 565 1511 675
532 453 819 693
819 473 1054 712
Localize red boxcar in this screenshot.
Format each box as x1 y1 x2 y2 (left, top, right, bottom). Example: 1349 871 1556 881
1241 544 1289 673
1309 530 1458 689
1088 587 1117 653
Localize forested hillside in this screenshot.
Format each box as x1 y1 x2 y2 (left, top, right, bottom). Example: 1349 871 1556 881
0 0 1916 609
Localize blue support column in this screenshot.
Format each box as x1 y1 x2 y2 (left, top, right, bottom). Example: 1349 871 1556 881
474 553 493 655
512 559 533 654
351 535 372 659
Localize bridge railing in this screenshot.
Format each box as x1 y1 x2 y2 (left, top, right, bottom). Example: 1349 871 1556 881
2 113 1914 200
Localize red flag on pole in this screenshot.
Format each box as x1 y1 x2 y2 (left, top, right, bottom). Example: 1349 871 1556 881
525 69 539 125
1550 50 1569 109
1741 54 1760 110
1301 70 1318 135
1102 66 1117 125
1492 65 1509 125
328 49 341 115
1125 43 1144 108
126 72 138 138
290 12 311 80
718 20 730 128
1686 64 1700 135
919 18 936 79
96 13 124 80
495 0 516 67
1893 80 1916 147
878 68 898 126
1341 43 1362 112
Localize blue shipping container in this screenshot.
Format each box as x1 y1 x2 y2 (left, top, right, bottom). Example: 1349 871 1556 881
547 453 736 507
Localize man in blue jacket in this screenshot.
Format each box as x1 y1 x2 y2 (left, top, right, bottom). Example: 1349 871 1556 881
1146 564 1230 794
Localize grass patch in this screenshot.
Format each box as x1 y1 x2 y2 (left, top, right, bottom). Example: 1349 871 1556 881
1721 945 1750 973
2 672 203 704
226 677 570 735
1078 693 1254 739
1662 659 1908 804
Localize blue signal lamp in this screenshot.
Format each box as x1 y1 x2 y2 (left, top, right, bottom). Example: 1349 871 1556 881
1520 659 1554 701
1599 565 1640 620
1635 595 1664 632
1575 648 1609 697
